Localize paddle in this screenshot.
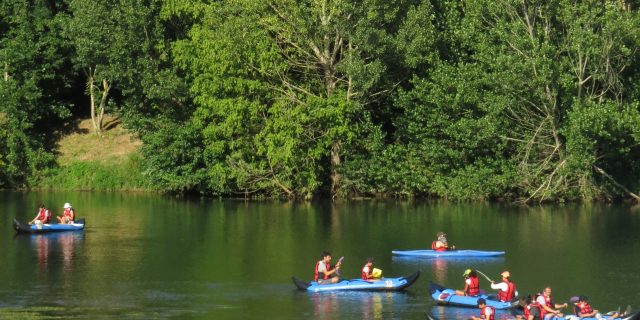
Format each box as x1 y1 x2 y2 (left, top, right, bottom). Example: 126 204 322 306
475 270 495 283
335 256 344 276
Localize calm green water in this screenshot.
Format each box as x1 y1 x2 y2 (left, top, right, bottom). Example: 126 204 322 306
0 191 639 319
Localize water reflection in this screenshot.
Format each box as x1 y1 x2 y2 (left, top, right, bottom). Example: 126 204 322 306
312 293 338 320
430 305 516 320
29 232 84 276
360 293 383 320
310 291 407 319
392 256 505 285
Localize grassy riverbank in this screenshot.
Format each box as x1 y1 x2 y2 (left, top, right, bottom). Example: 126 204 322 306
34 118 153 192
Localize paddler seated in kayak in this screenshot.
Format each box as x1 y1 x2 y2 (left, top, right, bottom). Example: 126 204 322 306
456 269 480 296
432 232 454 251
361 257 382 281
314 251 342 284
517 295 543 320
535 286 567 319
565 295 625 320
56 203 75 224
490 271 517 302
30 204 52 225
471 298 495 320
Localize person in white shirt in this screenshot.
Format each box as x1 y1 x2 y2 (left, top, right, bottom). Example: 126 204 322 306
456 269 480 296
490 271 517 302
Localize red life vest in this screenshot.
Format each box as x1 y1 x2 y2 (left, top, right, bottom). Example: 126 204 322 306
431 241 447 252
496 280 516 302
64 208 75 221
578 302 594 315
536 294 554 318
361 265 372 280
480 306 495 320
38 209 51 223
524 302 543 320
314 261 331 281
466 275 480 296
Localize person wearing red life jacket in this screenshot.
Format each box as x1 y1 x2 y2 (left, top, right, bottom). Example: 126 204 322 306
517 295 543 320
361 257 382 281
56 203 76 224
431 232 454 252
30 204 51 224
314 251 341 284
490 271 517 302
471 298 495 320
535 287 567 319
571 295 622 319
456 269 480 296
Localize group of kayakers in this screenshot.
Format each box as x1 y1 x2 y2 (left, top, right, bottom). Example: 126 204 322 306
29 203 76 225
313 251 383 284
518 289 627 320
433 232 630 320
309 232 631 320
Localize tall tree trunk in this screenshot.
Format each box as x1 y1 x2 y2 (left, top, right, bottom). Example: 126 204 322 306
3 63 7 81
97 79 110 133
330 139 341 198
87 67 111 136
88 67 99 135
324 67 342 199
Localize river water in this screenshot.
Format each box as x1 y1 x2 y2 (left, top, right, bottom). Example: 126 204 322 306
0 191 639 319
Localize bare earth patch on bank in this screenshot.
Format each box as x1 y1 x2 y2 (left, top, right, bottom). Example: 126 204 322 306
56 116 142 166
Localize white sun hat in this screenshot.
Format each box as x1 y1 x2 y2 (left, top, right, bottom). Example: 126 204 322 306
63 203 72 209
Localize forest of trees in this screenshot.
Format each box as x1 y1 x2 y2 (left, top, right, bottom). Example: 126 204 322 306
1 0 640 203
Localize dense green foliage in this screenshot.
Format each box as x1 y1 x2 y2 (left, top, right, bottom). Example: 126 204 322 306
37 154 151 191
2 0 640 202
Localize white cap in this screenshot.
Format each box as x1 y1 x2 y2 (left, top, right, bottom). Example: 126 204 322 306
64 203 72 209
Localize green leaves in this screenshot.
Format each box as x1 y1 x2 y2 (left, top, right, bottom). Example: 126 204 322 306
2 0 640 201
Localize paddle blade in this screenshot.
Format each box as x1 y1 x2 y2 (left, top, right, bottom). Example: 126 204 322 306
335 256 344 276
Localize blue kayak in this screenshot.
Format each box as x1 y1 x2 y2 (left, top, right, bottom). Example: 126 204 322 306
14 218 85 233
541 314 640 320
392 249 505 258
292 271 419 292
430 281 518 309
